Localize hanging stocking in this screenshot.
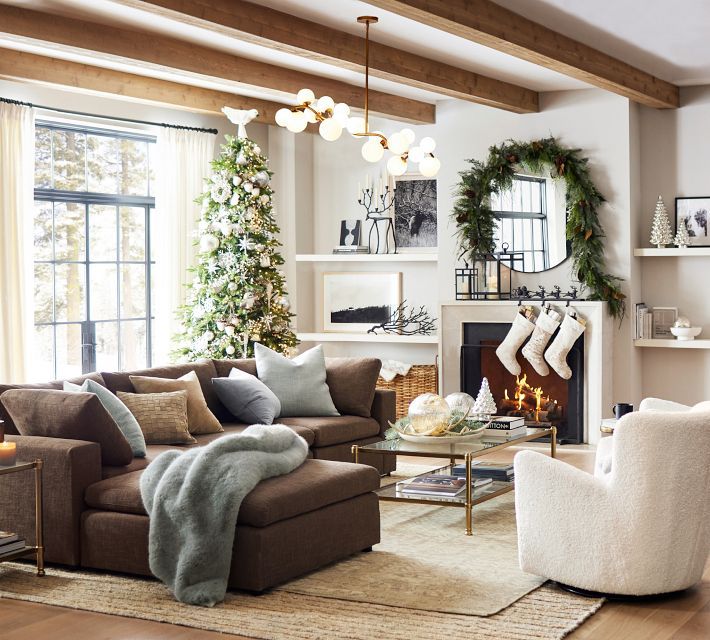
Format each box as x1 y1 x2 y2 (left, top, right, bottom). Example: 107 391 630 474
545 311 586 379
495 307 536 376
521 305 561 376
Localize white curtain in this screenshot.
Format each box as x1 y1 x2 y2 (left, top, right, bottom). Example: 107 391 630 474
153 127 216 364
0 102 34 383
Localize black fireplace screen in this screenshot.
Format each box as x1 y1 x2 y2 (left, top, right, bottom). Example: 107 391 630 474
460 322 584 444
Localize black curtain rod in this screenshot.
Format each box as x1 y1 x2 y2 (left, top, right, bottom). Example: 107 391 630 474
0 96 219 134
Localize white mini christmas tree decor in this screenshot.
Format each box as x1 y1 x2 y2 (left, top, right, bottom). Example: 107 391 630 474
650 195 673 248
675 220 690 248
473 377 497 418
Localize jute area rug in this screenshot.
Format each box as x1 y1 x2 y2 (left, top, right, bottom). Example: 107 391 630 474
0 463 603 639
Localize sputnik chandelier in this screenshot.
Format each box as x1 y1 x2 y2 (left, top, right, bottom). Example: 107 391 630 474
274 16 440 178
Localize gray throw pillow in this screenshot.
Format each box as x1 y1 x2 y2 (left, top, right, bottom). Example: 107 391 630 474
212 368 281 425
64 379 147 457
254 343 339 417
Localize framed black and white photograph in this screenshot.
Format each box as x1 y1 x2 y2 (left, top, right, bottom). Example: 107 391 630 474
339 219 362 247
323 272 401 332
394 174 437 251
676 197 710 246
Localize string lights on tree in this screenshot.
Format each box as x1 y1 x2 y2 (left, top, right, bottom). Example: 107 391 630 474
274 16 440 178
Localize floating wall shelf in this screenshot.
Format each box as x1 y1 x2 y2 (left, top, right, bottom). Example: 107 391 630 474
634 248 710 257
295 254 438 263
634 339 710 349
297 332 438 344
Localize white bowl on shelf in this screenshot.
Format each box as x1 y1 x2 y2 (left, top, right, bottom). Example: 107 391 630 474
670 326 702 341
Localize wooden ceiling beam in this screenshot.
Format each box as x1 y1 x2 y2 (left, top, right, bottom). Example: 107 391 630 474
0 4 435 124
115 0 539 114
365 0 679 109
0 48 287 124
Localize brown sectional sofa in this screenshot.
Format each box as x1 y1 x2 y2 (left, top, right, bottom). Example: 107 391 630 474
0 357 396 592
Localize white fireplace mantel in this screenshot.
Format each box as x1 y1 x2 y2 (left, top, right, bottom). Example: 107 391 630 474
439 301 613 445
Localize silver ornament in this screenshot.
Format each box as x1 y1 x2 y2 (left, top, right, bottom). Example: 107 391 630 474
253 171 270 187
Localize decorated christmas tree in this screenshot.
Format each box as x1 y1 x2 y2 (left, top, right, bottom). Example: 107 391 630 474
473 377 497 418
650 195 673 248
674 219 690 248
174 120 297 360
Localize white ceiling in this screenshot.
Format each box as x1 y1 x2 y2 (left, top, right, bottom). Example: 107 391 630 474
1 0 710 111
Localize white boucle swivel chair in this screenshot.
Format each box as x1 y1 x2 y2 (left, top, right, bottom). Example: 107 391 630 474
514 411 710 596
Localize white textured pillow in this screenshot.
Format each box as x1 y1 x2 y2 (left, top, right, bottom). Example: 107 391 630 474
254 343 339 417
690 400 710 413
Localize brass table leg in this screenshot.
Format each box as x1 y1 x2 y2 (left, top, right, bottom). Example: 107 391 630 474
551 426 557 458
352 445 359 464
465 452 473 536
34 460 44 576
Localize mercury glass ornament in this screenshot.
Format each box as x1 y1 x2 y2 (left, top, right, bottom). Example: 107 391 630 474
675 316 691 328
408 393 451 434
445 392 475 415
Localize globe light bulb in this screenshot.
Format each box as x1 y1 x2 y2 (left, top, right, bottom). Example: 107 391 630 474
316 95 335 112
387 155 408 176
305 109 318 124
408 145 424 163
275 108 293 128
401 128 416 145
387 132 409 155
319 118 343 142
296 88 315 104
362 138 384 163
333 102 350 118
347 116 366 136
419 155 441 177
286 110 308 133
419 136 436 154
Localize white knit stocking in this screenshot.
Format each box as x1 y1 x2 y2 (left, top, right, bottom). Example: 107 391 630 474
495 311 536 376
521 308 561 376
544 312 586 379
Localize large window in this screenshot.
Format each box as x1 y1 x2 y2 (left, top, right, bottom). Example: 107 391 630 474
33 122 157 380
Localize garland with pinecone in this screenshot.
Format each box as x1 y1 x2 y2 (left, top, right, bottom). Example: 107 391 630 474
453 137 625 319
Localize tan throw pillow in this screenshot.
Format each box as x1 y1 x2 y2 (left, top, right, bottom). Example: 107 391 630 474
129 370 223 435
117 390 196 445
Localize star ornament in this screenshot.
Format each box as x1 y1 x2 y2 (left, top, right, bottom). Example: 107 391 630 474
238 236 256 252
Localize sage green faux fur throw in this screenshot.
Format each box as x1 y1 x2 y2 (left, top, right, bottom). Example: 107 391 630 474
140 424 309 606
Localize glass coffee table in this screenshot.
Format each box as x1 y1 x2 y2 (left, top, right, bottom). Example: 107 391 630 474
353 427 555 535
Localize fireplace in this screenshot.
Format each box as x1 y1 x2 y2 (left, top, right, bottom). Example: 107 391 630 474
460 322 584 444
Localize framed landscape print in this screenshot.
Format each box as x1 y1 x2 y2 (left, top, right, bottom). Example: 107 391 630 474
323 272 401 333
675 197 710 246
394 174 437 251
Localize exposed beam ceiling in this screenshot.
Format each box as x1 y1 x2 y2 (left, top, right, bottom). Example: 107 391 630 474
365 0 680 109
115 0 539 114
0 48 287 123
0 4 435 124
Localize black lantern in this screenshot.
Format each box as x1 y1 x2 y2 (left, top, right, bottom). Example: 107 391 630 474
456 244 524 300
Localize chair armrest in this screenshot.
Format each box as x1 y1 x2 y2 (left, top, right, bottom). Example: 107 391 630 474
639 397 690 412
1 435 102 565
594 436 614 478
370 389 395 437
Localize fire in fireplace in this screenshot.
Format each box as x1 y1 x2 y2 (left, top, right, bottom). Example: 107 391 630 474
461 322 584 444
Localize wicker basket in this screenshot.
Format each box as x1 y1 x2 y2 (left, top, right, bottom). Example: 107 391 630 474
377 364 439 419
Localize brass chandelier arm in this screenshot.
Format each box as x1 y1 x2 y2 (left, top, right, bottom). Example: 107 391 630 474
354 130 389 147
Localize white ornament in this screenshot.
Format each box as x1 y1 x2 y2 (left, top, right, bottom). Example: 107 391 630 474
230 192 240 206
252 187 261 197
260 194 270 204
236 153 248 166
239 237 255 252
278 296 291 311
445 392 475 415
472 378 497 417
228 282 238 292
260 255 271 267
254 145 261 155
210 182 231 204
650 195 673 248
243 182 253 193
225 344 236 355
200 234 219 253
224 325 236 336
232 223 244 235
217 222 232 237
204 331 214 342
216 321 226 331
253 171 270 187
232 176 242 187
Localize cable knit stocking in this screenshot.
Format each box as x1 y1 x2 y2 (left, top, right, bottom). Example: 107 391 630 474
496 310 536 376
521 307 561 376
544 312 586 379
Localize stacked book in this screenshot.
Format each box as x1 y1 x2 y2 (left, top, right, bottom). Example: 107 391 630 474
397 474 492 497
452 461 515 482
332 245 369 254
482 416 526 439
0 531 26 558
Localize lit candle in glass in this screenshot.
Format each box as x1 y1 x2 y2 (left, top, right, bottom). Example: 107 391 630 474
0 442 16 466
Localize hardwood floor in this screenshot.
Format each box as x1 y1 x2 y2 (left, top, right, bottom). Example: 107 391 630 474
0 445 707 640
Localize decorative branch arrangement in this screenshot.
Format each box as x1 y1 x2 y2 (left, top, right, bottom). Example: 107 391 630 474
368 301 437 336
452 137 626 319
358 186 396 220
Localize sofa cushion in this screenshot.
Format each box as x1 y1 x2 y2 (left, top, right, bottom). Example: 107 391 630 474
129 371 223 435
324 357 381 418
85 458 379 528
212 369 280 424
101 360 230 422
278 416 380 448
117 390 195 445
212 358 258 378
1 389 133 466
255 344 339 417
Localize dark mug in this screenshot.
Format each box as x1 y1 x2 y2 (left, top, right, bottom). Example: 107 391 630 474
612 403 634 419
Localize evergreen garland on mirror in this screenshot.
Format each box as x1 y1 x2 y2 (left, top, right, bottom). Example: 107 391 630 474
174 135 298 360
452 137 626 320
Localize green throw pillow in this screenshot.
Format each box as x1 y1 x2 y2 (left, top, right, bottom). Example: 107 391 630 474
64 379 147 457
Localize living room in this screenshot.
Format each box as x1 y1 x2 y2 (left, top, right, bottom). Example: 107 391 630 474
0 1 708 639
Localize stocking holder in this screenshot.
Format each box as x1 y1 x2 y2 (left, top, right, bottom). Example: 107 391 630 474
513 285 584 307
358 186 397 254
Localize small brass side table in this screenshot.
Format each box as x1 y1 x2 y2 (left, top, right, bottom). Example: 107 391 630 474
0 459 45 576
